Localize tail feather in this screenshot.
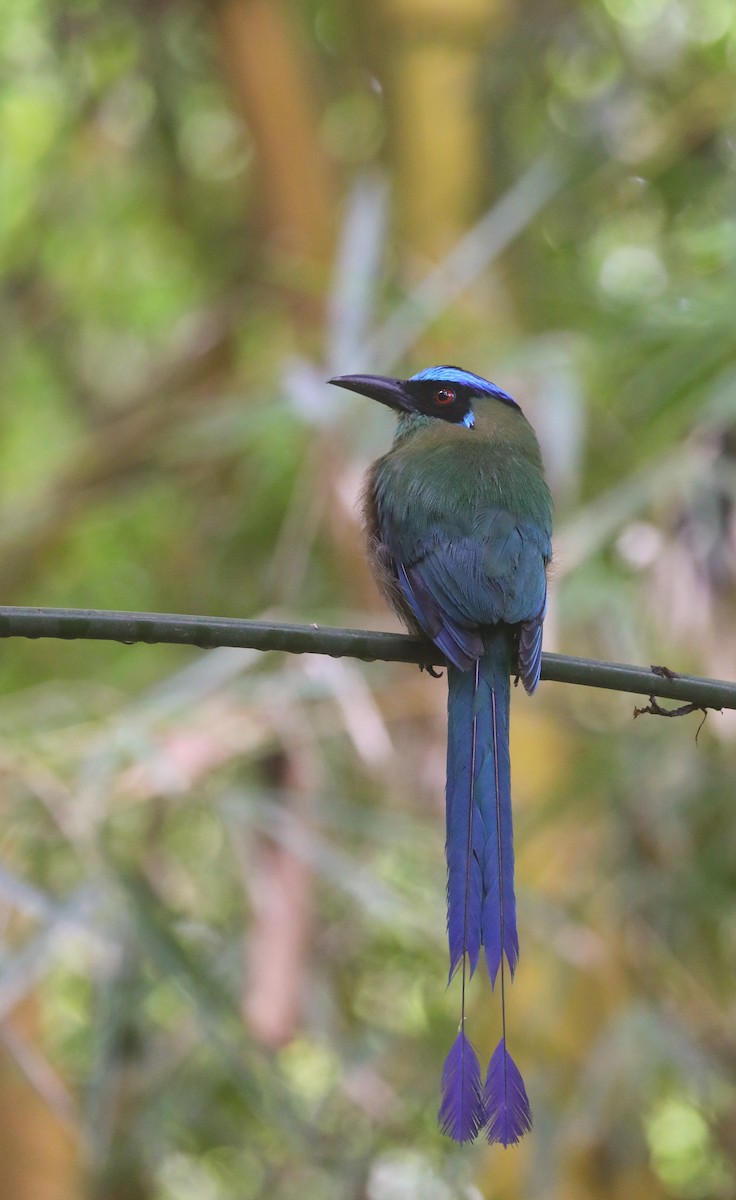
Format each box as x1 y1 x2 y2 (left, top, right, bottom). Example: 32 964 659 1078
438 1031 485 1142
443 626 530 1145
447 630 518 985
445 663 483 978
484 1040 533 1146
481 656 518 985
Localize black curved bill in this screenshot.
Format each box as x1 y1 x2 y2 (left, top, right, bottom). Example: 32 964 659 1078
327 374 411 413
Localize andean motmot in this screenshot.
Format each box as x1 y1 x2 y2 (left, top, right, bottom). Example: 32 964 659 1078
329 366 553 1145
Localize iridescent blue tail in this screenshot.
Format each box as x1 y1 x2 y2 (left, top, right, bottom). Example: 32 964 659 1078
439 628 531 1145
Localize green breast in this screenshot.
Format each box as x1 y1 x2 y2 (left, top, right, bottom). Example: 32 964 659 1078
377 397 553 540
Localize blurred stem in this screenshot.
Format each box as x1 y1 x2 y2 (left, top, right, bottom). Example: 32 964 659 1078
378 0 509 258
0 607 734 709
86 939 152 1200
0 997 80 1200
242 748 316 1048
212 0 335 297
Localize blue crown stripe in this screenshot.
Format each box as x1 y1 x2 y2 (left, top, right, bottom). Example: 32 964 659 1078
410 366 517 407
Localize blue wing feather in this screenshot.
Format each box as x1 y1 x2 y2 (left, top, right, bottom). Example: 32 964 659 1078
397 563 482 670
394 513 548 633
518 595 546 694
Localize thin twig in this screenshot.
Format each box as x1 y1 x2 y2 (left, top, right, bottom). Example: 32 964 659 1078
633 694 719 741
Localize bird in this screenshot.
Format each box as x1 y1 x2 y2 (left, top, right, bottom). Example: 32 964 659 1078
328 365 552 1145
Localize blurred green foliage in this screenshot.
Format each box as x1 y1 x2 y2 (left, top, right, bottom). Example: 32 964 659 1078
2 0 736 1197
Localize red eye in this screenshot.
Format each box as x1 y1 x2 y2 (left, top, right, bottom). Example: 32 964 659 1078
434 388 455 405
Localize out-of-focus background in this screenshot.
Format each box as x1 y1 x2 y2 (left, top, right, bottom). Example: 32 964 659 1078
2 0 736 1196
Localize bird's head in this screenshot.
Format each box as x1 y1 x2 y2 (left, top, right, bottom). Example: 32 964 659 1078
328 365 520 430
